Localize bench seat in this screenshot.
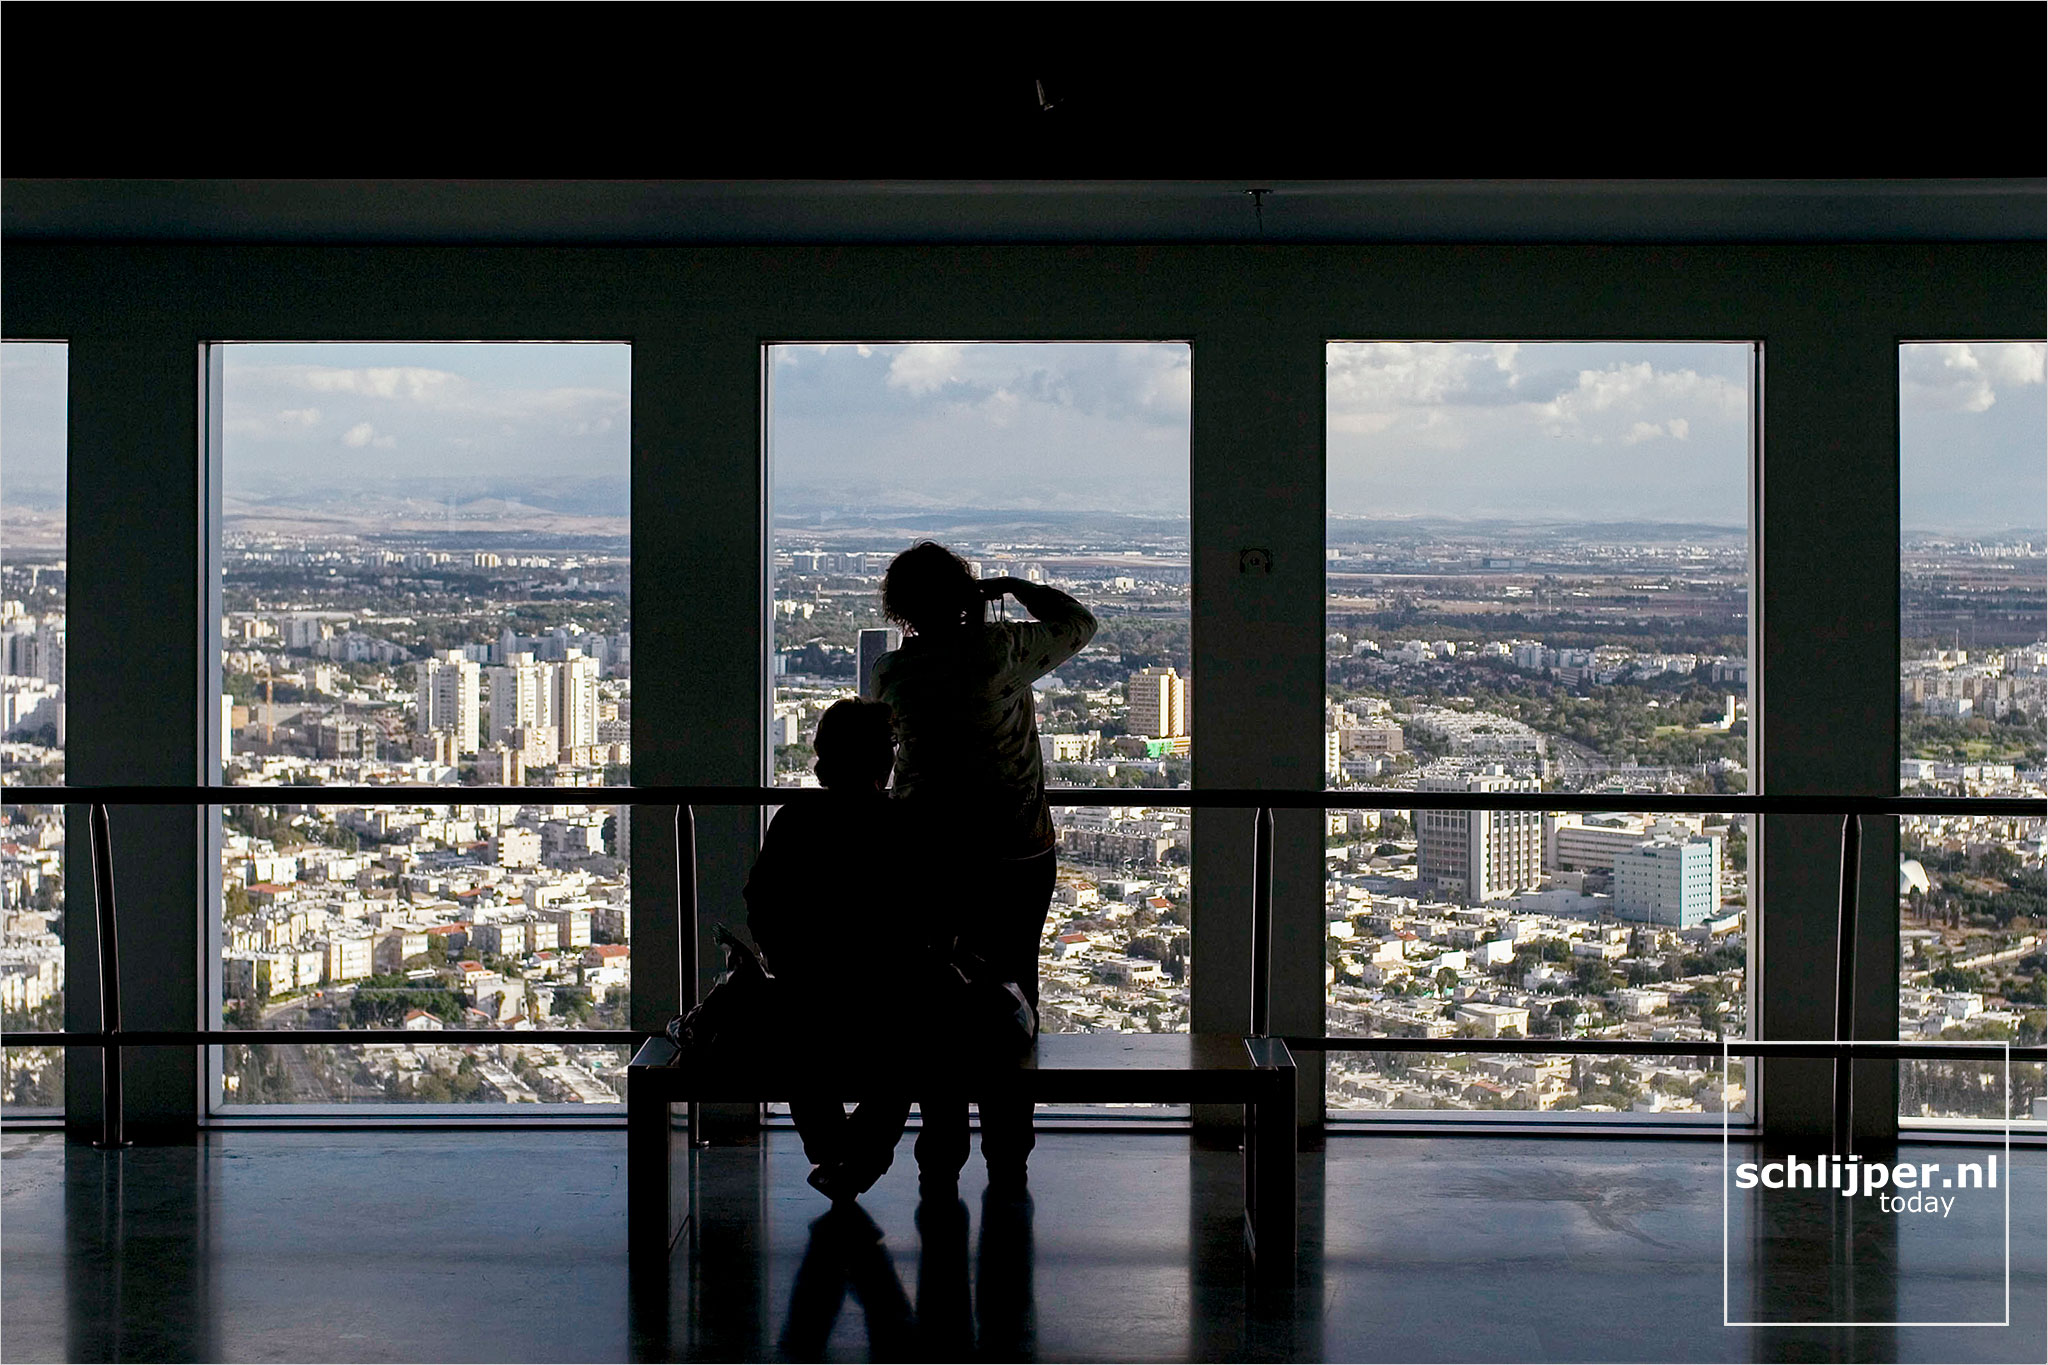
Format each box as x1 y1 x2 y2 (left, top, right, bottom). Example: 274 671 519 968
627 1032 1296 1282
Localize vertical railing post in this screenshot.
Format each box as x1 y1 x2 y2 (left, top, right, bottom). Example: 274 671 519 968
89 803 131 1149
677 804 702 1145
1832 813 1861 1155
1251 805 1274 1039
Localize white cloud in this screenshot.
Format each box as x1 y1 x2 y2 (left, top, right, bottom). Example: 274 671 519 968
1328 342 1519 417
278 408 321 428
296 366 461 403
1623 417 1690 445
1538 362 1742 429
886 344 965 396
1902 341 2046 413
1980 342 2045 387
342 422 395 450
1326 343 1753 523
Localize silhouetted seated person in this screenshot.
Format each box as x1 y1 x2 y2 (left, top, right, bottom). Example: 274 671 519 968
745 697 912 1204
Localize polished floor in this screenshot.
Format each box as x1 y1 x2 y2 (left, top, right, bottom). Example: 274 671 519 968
2 1127 2041 1362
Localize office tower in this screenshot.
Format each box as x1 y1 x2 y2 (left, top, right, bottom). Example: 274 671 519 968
415 649 481 754
1614 833 1723 927
1417 767 1542 904
857 627 901 698
1127 666 1187 738
555 649 599 752
488 651 548 744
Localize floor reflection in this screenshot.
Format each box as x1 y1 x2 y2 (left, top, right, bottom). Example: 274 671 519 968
780 1203 915 1360
3 1129 2040 1363
776 1188 1040 1361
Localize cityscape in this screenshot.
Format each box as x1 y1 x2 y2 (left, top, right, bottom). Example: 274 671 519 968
1 337 2040 1126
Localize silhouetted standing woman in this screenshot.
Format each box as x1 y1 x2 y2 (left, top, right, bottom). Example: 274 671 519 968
868 542 1096 1196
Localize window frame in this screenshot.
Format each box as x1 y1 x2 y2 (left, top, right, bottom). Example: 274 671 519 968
0 240 2037 1141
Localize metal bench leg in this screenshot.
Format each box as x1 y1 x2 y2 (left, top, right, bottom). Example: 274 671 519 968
1246 1058 1297 1289
629 1074 687 1267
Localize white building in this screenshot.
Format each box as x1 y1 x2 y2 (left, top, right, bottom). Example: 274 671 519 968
416 650 481 755
555 649 600 752
1612 834 1722 928
488 652 551 745
1546 812 1705 873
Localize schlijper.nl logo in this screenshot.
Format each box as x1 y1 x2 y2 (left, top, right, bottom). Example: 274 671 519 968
1732 1151 2000 1218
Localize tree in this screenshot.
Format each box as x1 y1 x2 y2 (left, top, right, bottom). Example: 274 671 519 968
1929 966 1985 993
1434 967 1460 996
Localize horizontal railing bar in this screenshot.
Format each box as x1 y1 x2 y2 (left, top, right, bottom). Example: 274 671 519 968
5 785 2041 817
1287 1036 2048 1062
1 1030 645 1047
7 1031 2040 1065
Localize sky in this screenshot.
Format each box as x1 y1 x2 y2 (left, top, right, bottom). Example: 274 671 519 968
216 343 631 507
0 342 67 507
4 338 2042 534
1328 341 1756 526
1899 342 2048 536
768 342 1192 516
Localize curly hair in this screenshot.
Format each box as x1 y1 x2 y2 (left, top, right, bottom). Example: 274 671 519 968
880 540 980 636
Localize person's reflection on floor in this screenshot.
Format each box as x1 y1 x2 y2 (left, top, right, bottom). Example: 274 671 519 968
778 1204 913 1361
915 1192 974 1359
976 1188 1037 1359
912 1187 1038 1361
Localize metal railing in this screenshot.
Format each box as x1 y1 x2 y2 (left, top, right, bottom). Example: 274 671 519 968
3 784 2042 1148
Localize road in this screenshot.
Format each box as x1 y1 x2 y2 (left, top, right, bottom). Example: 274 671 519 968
256 993 336 1102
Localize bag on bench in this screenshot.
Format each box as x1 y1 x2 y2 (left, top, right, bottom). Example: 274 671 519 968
931 939 1037 1058
665 925 782 1062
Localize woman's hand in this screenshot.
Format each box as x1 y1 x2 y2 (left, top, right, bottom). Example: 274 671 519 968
979 576 1021 600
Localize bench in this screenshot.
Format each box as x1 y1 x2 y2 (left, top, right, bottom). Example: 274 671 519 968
627 1031 1297 1283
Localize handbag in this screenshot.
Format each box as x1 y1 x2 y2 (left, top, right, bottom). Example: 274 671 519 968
665 924 781 1060
932 939 1038 1058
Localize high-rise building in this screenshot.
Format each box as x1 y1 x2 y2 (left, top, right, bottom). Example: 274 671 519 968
1417 767 1542 904
488 651 548 745
857 627 901 698
555 649 599 752
415 649 480 754
1613 834 1723 927
1128 666 1186 738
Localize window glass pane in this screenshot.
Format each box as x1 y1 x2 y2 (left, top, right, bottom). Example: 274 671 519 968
3 340 67 1115
1897 340 2046 1129
1325 342 1754 1118
2 341 66 785
215 343 631 1109
766 343 1193 1099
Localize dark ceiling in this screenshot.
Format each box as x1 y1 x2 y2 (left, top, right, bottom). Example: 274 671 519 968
5 17 2043 247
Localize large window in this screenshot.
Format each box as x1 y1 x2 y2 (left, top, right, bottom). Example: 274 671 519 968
3 233 2033 1141
766 343 1194 1042
1324 342 1754 1118
212 343 634 1109
1896 340 2046 1128
2 340 67 1116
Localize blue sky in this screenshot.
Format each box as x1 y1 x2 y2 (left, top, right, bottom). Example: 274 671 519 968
4 339 2042 534
1900 342 2048 536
